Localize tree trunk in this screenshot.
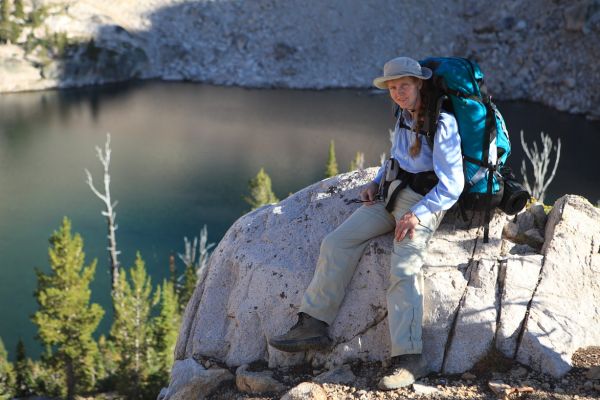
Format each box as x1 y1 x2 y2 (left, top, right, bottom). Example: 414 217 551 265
66 359 75 400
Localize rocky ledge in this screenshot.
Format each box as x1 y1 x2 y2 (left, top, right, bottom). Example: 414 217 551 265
0 0 599 119
160 168 600 399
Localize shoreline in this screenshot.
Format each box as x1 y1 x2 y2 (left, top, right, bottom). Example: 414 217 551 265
3 78 598 124
0 0 598 120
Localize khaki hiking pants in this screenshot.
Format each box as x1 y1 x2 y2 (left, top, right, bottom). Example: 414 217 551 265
300 186 444 357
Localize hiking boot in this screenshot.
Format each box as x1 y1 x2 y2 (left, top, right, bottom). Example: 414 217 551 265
268 312 332 353
378 354 429 390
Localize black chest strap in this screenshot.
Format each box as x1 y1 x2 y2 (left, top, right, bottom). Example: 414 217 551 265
396 108 435 149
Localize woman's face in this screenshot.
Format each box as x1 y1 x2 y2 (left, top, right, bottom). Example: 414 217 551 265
386 77 422 110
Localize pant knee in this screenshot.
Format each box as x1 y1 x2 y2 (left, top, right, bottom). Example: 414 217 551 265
320 232 338 253
389 262 423 289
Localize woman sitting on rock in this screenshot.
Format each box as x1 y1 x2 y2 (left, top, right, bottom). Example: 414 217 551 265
269 56 464 390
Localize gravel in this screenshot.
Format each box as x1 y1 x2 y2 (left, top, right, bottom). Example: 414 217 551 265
206 347 600 399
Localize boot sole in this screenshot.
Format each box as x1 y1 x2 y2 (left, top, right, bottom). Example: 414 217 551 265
268 336 332 353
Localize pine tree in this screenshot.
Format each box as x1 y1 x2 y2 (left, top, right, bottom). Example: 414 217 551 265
349 151 365 171
28 3 46 28
325 140 339 178
32 217 104 400
95 335 118 392
177 227 215 311
0 0 9 19
0 0 12 43
0 338 15 400
110 252 153 399
12 0 23 19
147 280 180 393
14 339 34 398
244 168 279 210
30 348 63 398
179 263 196 310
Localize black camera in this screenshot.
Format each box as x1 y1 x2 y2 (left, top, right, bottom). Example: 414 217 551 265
498 167 530 215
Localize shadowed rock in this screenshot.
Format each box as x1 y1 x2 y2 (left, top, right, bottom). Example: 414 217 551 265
517 195 600 377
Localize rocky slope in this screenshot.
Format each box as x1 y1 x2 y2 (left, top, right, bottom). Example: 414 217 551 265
0 0 598 119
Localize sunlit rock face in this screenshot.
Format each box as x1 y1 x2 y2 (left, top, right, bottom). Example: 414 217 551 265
170 168 600 396
1 0 598 119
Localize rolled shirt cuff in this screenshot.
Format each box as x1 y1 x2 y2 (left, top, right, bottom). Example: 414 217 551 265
410 203 431 221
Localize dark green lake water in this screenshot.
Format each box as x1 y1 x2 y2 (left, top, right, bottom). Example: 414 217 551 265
0 81 598 360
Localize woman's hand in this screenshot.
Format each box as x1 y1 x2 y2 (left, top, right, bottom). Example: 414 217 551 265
359 181 380 205
395 211 419 241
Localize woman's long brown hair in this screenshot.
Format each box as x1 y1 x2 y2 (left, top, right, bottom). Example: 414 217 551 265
409 78 429 158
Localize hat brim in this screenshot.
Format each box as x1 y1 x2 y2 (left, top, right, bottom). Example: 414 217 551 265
373 68 432 90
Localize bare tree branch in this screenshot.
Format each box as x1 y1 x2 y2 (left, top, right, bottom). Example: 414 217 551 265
540 135 561 197
85 169 107 203
519 130 561 203
85 133 121 291
177 225 215 289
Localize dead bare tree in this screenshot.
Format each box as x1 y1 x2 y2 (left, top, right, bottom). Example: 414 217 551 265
519 130 562 204
85 133 121 291
177 224 215 288
349 152 365 171
378 128 396 166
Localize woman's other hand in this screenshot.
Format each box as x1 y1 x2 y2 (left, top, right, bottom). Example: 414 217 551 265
395 211 419 241
359 181 380 205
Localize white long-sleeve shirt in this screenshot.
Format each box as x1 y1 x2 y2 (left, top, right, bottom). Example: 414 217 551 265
374 109 465 220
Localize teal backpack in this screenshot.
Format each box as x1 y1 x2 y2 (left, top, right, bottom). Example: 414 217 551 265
395 57 527 241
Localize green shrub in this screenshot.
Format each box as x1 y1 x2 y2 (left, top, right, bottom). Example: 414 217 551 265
32 218 105 399
52 31 68 57
0 338 15 400
244 168 279 210
13 0 24 20
324 140 339 178
27 5 47 28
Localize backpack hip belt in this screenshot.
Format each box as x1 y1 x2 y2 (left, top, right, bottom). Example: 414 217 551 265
380 158 438 212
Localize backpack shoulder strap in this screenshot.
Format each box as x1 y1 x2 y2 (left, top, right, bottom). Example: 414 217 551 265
421 94 448 149
394 99 443 150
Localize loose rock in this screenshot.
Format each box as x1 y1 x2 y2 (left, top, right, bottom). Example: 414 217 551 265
510 366 528 378
412 383 440 395
280 382 328 400
523 228 545 249
461 372 477 380
488 380 511 396
160 358 233 400
313 364 356 385
516 211 536 233
235 364 286 394
586 366 600 380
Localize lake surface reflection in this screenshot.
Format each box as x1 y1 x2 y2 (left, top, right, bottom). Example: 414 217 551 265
0 81 598 359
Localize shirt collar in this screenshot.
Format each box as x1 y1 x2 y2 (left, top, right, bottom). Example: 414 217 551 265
399 108 415 127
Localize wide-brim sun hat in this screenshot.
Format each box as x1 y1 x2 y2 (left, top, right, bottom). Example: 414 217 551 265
373 56 432 89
